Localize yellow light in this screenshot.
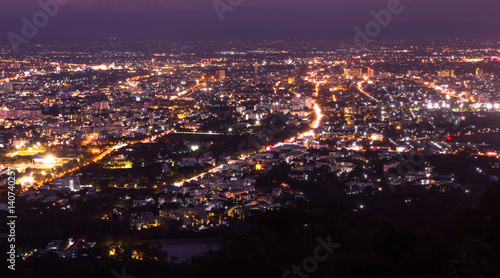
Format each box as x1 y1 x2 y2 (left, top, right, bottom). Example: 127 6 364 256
255 164 262 170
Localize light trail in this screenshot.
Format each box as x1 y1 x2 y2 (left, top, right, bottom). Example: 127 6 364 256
311 103 323 129
356 82 379 102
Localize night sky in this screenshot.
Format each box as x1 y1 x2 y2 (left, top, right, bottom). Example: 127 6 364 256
1 0 499 44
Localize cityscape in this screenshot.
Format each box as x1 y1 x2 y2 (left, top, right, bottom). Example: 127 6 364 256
1 1 500 278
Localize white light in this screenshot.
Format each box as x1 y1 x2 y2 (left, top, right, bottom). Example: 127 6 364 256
43 155 56 165
22 176 34 184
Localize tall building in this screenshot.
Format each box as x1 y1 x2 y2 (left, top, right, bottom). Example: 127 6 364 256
94 100 110 110
476 68 483 76
0 109 13 119
254 64 258 77
54 176 81 192
438 69 455 77
345 68 363 78
343 69 352 78
303 97 313 109
408 70 422 76
3 81 14 92
351 68 363 78
367 68 375 78
217 70 226 80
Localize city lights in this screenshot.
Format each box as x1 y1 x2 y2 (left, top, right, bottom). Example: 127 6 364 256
1 22 500 275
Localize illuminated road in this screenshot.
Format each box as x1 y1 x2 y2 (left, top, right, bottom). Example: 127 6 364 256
174 100 324 187
31 129 172 189
419 81 469 102
312 103 323 129
356 82 379 102
19 71 324 189
33 144 127 188
25 75 205 188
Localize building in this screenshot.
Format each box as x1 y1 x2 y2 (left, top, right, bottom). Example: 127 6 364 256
351 68 363 78
236 106 246 113
94 100 110 110
14 109 42 119
3 81 14 92
345 68 363 78
303 97 313 109
476 68 483 76
343 69 351 78
160 208 209 227
216 70 225 80
54 176 81 192
367 67 375 78
10 138 29 149
0 109 13 119
438 69 454 77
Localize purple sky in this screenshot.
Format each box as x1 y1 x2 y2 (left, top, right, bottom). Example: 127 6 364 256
1 0 499 44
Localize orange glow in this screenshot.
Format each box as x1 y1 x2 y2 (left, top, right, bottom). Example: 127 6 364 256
312 103 323 129
357 82 378 102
